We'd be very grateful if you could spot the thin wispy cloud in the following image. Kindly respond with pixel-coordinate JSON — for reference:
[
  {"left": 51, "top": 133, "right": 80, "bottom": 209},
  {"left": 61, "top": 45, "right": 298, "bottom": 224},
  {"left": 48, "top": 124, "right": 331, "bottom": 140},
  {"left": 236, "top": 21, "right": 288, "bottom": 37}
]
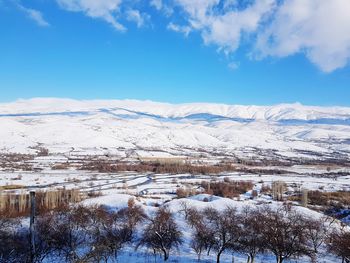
[
  {"left": 56, "top": 0, "right": 126, "bottom": 31},
  {"left": 150, "top": 0, "right": 162, "bottom": 11},
  {"left": 167, "top": 22, "right": 191, "bottom": 37},
  {"left": 17, "top": 4, "right": 50, "bottom": 27},
  {"left": 228, "top": 61, "right": 239, "bottom": 71},
  {"left": 126, "top": 9, "right": 150, "bottom": 28}
]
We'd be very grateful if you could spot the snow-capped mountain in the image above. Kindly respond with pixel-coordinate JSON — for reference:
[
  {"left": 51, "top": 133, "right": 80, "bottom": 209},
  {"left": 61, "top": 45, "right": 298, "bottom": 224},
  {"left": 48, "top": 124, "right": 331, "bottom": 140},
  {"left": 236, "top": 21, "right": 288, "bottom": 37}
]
[{"left": 0, "top": 98, "right": 349, "bottom": 160}]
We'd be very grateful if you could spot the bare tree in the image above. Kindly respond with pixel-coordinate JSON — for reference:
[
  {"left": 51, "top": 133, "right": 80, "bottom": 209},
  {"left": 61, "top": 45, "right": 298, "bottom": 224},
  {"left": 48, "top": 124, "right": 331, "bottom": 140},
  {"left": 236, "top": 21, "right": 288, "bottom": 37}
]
[
  {"left": 187, "top": 206, "right": 241, "bottom": 263},
  {"left": 272, "top": 181, "right": 286, "bottom": 201},
  {"left": 36, "top": 205, "right": 89, "bottom": 263},
  {"left": 303, "top": 216, "right": 334, "bottom": 263},
  {"left": 90, "top": 198, "right": 146, "bottom": 261},
  {"left": 202, "top": 207, "right": 240, "bottom": 263},
  {"left": 186, "top": 207, "right": 215, "bottom": 261},
  {"left": 190, "top": 229, "right": 210, "bottom": 261},
  {"left": 179, "top": 200, "right": 192, "bottom": 220},
  {"left": 0, "top": 213, "right": 28, "bottom": 263},
  {"left": 301, "top": 189, "right": 308, "bottom": 207},
  {"left": 35, "top": 212, "right": 64, "bottom": 262},
  {"left": 260, "top": 207, "right": 308, "bottom": 263},
  {"left": 328, "top": 228, "right": 350, "bottom": 263},
  {"left": 118, "top": 198, "right": 146, "bottom": 231},
  {"left": 137, "top": 207, "right": 182, "bottom": 261},
  {"left": 237, "top": 207, "right": 265, "bottom": 263}
]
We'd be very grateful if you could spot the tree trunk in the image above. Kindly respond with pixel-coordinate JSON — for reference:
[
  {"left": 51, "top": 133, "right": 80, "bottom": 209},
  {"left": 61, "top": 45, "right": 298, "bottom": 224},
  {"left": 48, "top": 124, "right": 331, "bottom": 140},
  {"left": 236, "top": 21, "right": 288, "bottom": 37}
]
[
  {"left": 276, "top": 255, "right": 283, "bottom": 263},
  {"left": 246, "top": 255, "right": 251, "bottom": 263},
  {"left": 216, "top": 249, "right": 224, "bottom": 263},
  {"left": 250, "top": 254, "right": 255, "bottom": 263},
  {"left": 207, "top": 246, "right": 212, "bottom": 256},
  {"left": 29, "top": 191, "right": 36, "bottom": 263},
  {"left": 162, "top": 249, "right": 169, "bottom": 261},
  {"left": 310, "top": 253, "right": 317, "bottom": 263},
  {"left": 153, "top": 249, "right": 157, "bottom": 263}
]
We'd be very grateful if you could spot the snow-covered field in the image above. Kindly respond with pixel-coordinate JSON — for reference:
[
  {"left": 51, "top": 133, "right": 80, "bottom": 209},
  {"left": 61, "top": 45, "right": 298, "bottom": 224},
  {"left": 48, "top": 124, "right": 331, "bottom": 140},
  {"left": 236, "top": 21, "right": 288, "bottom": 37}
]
[
  {"left": 1, "top": 98, "right": 350, "bottom": 262},
  {"left": 82, "top": 193, "right": 341, "bottom": 263},
  {"left": 1, "top": 165, "right": 350, "bottom": 196},
  {"left": 1, "top": 157, "right": 349, "bottom": 262}
]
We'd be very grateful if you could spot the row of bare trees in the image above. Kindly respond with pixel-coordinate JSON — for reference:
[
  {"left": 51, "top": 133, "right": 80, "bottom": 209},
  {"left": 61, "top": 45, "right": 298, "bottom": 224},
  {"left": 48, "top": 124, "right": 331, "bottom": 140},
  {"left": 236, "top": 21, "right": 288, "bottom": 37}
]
[
  {"left": 0, "top": 189, "right": 82, "bottom": 217},
  {"left": 79, "top": 160, "right": 236, "bottom": 174},
  {"left": 0, "top": 199, "right": 145, "bottom": 263},
  {"left": 0, "top": 199, "right": 183, "bottom": 263},
  {"left": 183, "top": 204, "right": 350, "bottom": 263},
  {"left": 1, "top": 202, "right": 350, "bottom": 263}
]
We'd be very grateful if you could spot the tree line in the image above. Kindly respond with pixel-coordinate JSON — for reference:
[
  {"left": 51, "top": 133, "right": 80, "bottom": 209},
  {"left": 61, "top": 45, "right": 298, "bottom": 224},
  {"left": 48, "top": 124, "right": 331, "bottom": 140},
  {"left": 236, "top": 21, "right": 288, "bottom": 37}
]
[
  {"left": 1, "top": 200, "right": 350, "bottom": 263},
  {"left": 182, "top": 204, "right": 343, "bottom": 263}
]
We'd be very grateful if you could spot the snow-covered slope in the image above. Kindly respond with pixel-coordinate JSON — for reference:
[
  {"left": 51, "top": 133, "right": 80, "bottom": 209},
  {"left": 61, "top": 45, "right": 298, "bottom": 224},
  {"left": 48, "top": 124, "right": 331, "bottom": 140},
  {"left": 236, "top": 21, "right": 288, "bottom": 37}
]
[
  {"left": 1, "top": 98, "right": 350, "bottom": 121},
  {"left": 0, "top": 98, "right": 349, "bottom": 160}
]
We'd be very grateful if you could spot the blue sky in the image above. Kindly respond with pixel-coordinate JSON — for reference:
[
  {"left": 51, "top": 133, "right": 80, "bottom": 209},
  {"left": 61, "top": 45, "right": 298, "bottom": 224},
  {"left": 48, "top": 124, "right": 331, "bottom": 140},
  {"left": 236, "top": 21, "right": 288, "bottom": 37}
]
[{"left": 1, "top": 0, "right": 350, "bottom": 106}]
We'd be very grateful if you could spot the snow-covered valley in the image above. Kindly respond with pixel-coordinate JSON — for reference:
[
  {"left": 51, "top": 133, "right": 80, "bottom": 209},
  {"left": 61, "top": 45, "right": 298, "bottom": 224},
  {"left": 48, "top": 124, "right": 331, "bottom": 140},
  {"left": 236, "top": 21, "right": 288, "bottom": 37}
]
[{"left": 1, "top": 98, "right": 350, "bottom": 263}]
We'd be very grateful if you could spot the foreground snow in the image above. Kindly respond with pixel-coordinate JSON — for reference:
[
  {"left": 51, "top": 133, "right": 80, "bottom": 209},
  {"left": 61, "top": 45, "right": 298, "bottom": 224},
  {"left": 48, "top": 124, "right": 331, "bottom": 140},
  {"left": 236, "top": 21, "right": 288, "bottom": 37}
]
[{"left": 80, "top": 193, "right": 340, "bottom": 263}]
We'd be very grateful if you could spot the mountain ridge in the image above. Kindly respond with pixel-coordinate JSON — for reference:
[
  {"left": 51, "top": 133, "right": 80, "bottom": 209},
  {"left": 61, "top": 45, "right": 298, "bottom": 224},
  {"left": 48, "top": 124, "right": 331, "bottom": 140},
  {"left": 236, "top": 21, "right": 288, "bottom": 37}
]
[
  {"left": 0, "top": 98, "right": 349, "bottom": 159},
  {"left": 1, "top": 98, "right": 350, "bottom": 122}
]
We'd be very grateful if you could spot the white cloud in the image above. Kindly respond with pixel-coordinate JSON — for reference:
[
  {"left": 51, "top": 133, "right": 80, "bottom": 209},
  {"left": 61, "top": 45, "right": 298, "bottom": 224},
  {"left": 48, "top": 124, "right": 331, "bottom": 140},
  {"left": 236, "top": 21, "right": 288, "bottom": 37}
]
[
  {"left": 223, "top": 0, "right": 237, "bottom": 10},
  {"left": 22, "top": 0, "right": 350, "bottom": 73},
  {"left": 167, "top": 22, "right": 191, "bottom": 37},
  {"left": 228, "top": 61, "right": 239, "bottom": 70},
  {"left": 18, "top": 4, "right": 50, "bottom": 27},
  {"left": 173, "top": 0, "right": 275, "bottom": 54},
  {"left": 171, "top": 0, "right": 350, "bottom": 72},
  {"left": 150, "top": 0, "right": 162, "bottom": 11},
  {"left": 56, "top": 0, "right": 126, "bottom": 31},
  {"left": 254, "top": 0, "right": 350, "bottom": 72},
  {"left": 150, "top": 0, "right": 173, "bottom": 17},
  {"left": 126, "top": 9, "right": 150, "bottom": 28}
]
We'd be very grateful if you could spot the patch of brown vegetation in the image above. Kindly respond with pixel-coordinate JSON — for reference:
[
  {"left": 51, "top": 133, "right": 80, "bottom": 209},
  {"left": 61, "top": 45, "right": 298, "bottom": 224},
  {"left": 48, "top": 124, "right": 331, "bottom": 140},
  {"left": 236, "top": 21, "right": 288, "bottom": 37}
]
[
  {"left": 51, "top": 162, "right": 71, "bottom": 170},
  {"left": 0, "top": 184, "right": 26, "bottom": 190},
  {"left": 79, "top": 161, "right": 237, "bottom": 174},
  {"left": 289, "top": 190, "right": 350, "bottom": 208},
  {"left": 201, "top": 179, "right": 254, "bottom": 198},
  {"left": 0, "top": 189, "right": 84, "bottom": 218}
]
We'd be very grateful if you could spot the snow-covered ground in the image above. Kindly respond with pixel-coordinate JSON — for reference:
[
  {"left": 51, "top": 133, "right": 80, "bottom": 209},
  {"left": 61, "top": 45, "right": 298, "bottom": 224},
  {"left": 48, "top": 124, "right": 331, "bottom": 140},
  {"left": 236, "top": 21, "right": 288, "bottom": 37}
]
[
  {"left": 1, "top": 98, "right": 350, "bottom": 262},
  {"left": 0, "top": 98, "right": 349, "bottom": 161},
  {"left": 81, "top": 193, "right": 341, "bottom": 263},
  {"left": 1, "top": 167, "right": 350, "bottom": 195},
  {"left": 4, "top": 165, "right": 348, "bottom": 262}
]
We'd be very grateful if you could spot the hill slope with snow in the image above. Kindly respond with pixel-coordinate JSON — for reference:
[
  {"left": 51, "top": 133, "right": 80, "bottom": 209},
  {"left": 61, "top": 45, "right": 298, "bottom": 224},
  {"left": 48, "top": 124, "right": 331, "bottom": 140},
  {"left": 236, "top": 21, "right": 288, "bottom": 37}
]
[{"left": 0, "top": 98, "right": 349, "bottom": 161}]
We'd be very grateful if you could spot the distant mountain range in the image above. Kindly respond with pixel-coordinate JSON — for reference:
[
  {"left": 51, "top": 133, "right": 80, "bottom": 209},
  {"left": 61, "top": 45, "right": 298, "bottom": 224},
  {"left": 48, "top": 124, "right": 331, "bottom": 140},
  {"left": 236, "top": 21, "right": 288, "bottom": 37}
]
[{"left": 0, "top": 98, "right": 349, "bottom": 161}]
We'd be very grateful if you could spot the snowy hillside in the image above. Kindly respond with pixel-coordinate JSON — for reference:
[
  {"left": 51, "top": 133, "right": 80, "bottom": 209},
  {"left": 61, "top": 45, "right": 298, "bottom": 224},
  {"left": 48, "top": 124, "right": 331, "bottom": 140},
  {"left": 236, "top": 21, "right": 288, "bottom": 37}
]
[
  {"left": 1, "top": 99, "right": 350, "bottom": 263},
  {"left": 0, "top": 98, "right": 349, "bottom": 160}
]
